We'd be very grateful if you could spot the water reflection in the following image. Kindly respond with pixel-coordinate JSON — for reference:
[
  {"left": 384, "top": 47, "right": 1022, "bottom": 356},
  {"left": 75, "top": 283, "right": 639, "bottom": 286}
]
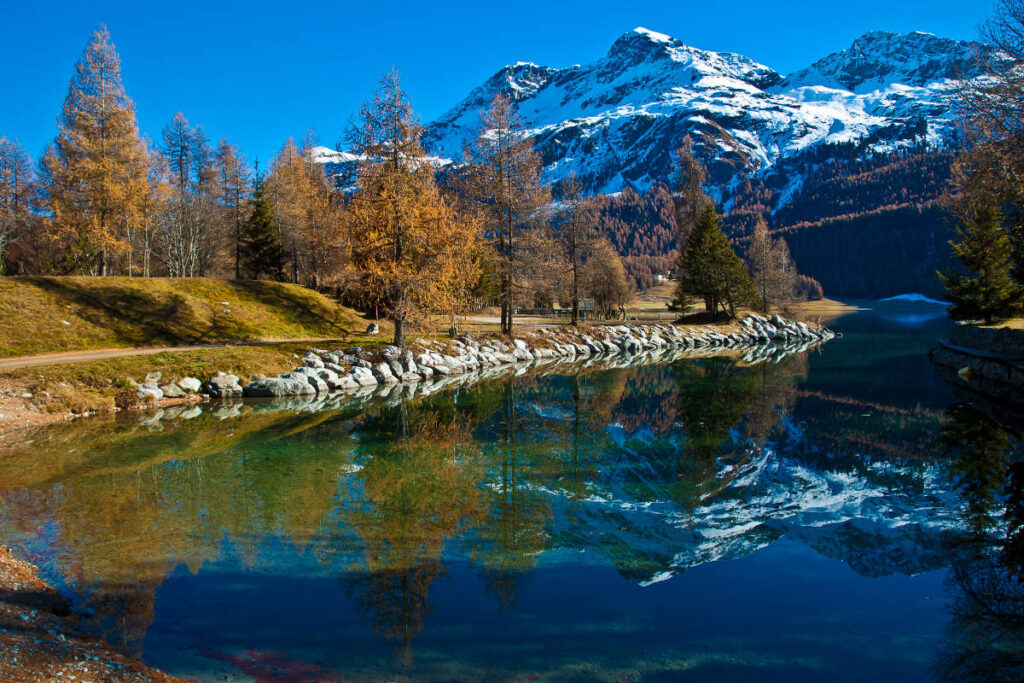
[
  {"left": 935, "top": 401, "right": 1024, "bottom": 682},
  {"left": 0, "top": 322, "right": 1006, "bottom": 680}
]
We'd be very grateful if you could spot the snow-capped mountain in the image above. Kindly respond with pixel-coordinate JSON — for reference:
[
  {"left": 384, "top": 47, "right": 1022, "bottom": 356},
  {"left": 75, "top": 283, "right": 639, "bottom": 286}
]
[{"left": 417, "top": 27, "right": 993, "bottom": 196}]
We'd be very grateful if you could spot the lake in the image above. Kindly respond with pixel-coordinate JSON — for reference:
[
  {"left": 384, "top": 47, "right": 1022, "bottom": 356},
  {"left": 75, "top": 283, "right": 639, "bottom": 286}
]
[{"left": 1, "top": 308, "right": 1020, "bottom": 682}]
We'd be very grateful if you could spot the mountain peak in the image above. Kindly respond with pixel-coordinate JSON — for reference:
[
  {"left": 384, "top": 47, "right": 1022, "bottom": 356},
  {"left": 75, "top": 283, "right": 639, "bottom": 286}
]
[
  {"left": 630, "top": 26, "right": 673, "bottom": 43},
  {"left": 779, "top": 30, "right": 990, "bottom": 92}
]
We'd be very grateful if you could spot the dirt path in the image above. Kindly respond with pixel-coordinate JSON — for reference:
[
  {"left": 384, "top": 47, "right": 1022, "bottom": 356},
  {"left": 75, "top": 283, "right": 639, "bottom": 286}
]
[{"left": 0, "top": 337, "right": 350, "bottom": 371}]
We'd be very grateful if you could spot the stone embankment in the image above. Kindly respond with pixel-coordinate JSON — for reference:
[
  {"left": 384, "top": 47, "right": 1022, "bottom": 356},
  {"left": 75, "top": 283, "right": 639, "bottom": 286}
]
[
  {"left": 132, "top": 315, "right": 834, "bottom": 410},
  {"left": 931, "top": 323, "right": 1024, "bottom": 405}
]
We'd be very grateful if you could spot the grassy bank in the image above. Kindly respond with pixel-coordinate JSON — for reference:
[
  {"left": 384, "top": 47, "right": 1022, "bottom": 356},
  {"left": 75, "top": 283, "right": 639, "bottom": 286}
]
[
  {"left": 0, "top": 340, "right": 388, "bottom": 430},
  {"left": 0, "top": 276, "right": 372, "bottom": 357}
]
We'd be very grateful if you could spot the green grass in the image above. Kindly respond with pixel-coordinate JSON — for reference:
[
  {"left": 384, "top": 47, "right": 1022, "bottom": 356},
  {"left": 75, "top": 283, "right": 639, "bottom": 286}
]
[{"left": 0, "top": 276, "right": 374, "bottom": 357}]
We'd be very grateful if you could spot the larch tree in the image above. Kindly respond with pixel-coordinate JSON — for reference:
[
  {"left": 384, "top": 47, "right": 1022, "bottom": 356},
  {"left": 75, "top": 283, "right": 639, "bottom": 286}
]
[
  {"left": 939, "top": 203, "right": 1024, "bottom": 324},
  {"left": 672, "top": 137, "right": 714, "bottom": 247},
  {"left": 670, "top": 139, "right": 715, "bottom": 312},
  {"left": 0, "top": 137, "right": 35, "bottom": 274},
  {"left": 268, "top": 137, "right": 347, "bottom": 289},
  {"left": 462, "top": 94, "right": 550, "bottom": 336},
  {"left": 554, "top": 174, "right": 602, "bottom": 325},
  {"left": 583, "top": 239, "right": 633, "bottom": 319},
  {"left": 347, "top": 70, "right": 480, "bottom": 348},
  {"left": 214, "top": 139, "right": 252, "bottom": 280},
  {"left": 41, "top": 25, "right": 150, "bottom": 275},
  {"left": 155, "top": 112, "right": 220, "bottom": 277},
  {"left": 748, "top": 219, "right": 797, "bottom": 313}
]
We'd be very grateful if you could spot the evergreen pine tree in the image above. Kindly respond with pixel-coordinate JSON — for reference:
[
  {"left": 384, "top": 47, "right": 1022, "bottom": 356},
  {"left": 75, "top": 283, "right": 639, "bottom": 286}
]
[
  {"left": 939, "top": 204, "right": 1024, "bottom": 325},
  {"left": 676, "top": 204, "right": 755, "bottom": 318},
  {"left": 240, "top": 173, "right": 283, "bottom": 280}
]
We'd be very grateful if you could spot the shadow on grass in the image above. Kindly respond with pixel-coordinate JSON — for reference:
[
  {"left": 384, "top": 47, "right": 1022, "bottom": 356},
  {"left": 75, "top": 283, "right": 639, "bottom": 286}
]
[{"left": 23, "top": 277, "right": 356, "bottom": 348}]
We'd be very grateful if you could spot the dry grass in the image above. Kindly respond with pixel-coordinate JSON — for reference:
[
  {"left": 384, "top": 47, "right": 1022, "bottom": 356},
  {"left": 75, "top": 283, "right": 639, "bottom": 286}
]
[
  {"left": 0, "top": 276, "right": 375, "bottom": 357},
  {"left": 0, "top": 338, "right": 383, "bottom": 421}
]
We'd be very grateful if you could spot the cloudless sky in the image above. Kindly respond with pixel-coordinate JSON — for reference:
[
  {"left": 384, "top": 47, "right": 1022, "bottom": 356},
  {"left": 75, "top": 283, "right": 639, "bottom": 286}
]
[{"left": 0, "top": 0, "right": 996, "bottom": 166}]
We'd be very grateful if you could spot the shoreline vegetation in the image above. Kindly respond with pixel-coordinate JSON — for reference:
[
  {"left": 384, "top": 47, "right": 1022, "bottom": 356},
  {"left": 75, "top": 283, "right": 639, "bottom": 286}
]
[
  {"left": 0, "top": 304, "right": 834, "bottom": 437},
  {"left": 0, "top": 275, "right": 849, "bottom": 437}
]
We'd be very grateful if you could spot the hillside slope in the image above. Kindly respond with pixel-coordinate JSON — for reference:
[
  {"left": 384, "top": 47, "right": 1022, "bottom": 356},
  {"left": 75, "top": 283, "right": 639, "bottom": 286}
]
[{"left": 0, "top": 277, "right": 369, "bottom": 358}]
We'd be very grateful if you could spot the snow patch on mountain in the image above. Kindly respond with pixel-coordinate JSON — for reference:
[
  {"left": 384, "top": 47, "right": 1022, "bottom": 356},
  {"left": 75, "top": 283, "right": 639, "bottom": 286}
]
[{"left": 413, "top": 27, "right": 996, "bottom": 198}]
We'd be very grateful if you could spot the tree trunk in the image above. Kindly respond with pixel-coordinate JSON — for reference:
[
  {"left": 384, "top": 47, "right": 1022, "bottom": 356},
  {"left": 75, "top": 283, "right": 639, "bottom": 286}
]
[
  {"left": 571, "top": 256, "right": 579, "bottom": 326},
  {"left": 394, "top": 315, "right": 405, "bottom": 349}
]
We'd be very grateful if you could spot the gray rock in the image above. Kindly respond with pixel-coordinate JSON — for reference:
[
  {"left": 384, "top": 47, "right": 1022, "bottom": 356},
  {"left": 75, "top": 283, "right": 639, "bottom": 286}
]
[
  {"left": 316, "top": 368, "right": 346, "bottom": 391},
  {"left": 304, "top": 374, "right": 330, "bottom": 395},
  {"left": 244, "top": 377, "right": 315, "bottom": 397},
  {"left": 144, "top": 371, "right": 162, "bottom": 384},
  {"left": 137, "top": 383, "right": 163, "bottom": 401},
  {"left": 302, "top": 355, "right": 325, "bottom": 369},
  {"left": 349, "top": 366, "right": 378, "bottom": 387},
  {"left": 202, "top": 373, "right": 243, "bottom": 398},
  {"left": 177, "top": 377, "right": 202, "bottom": 393},
  {"left": 160, "top": 383, "right": 185, "bottom": 398},
  {"left": 337, "top": 375, "right": 361, "bottom": 391},
  {"left": 372, "top": 362, "right": 399, "bottom": 384}
]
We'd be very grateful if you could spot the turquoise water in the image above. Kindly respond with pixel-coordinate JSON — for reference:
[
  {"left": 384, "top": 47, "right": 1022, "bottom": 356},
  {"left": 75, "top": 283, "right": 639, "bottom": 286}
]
[{"left": 0, "top": 310, "right": 1020, "bottom": 681}]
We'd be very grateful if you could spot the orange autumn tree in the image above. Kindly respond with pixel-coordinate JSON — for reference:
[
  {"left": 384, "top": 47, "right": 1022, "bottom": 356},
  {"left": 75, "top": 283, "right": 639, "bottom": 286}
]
[
  {"left": 348, "top": 70, "right": 479, "bottom": 347},
  {"left": 40, "top": 25, "right": 150, "bottom": 275},
  {"left": 268, "top": 137, "right": 349, "bottom": 289}
]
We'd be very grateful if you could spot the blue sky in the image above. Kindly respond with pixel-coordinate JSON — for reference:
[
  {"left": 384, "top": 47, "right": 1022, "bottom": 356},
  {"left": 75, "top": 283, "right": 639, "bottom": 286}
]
[{"left": 0, "top": 0, "right": 995, "bottom": 166}]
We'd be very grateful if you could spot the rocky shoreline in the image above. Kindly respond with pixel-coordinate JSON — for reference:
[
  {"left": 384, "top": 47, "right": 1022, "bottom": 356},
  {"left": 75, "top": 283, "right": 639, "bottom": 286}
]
[
  {"left": 130, "top": 314, "right": 834, "bottom": 416},
  {"left": 0, "top": 546, "right": 184, "bottom": 682}
]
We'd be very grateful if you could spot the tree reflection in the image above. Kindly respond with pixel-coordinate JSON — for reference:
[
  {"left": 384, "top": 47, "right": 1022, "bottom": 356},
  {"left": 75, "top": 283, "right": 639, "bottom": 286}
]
[
  {"left": 471, "top": 380, "right": 553, "bottom": 609},
  {"left": 0, "top": 351, "right": 823, "bottom": 662},
  {"left": 934, "top": 402, "right": 1024, "bottom": 682},
  {"left": 335, "top": 400, "right": 486, "bottom": 661},
  {"left": 672, "top": 357, "right": 756, "bottom": 508},
  {"left": 0, "top": 408, "right": 355, "bottom": 654}
]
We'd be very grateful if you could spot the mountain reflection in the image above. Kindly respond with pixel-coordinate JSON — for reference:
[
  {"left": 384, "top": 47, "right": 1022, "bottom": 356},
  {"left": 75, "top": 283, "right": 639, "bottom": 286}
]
[{"left": 0, "top": 348, "right": 968, "bottom": 666}]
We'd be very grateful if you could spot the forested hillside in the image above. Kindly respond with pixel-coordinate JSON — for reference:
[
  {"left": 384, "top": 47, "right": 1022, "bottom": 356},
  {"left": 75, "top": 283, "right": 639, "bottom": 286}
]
[
  {"left": 726, "top": 150, "right": 956, "bottom": 298},
  {"left": 590, "top": 184, "right": 676, "bottom": 290}
]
